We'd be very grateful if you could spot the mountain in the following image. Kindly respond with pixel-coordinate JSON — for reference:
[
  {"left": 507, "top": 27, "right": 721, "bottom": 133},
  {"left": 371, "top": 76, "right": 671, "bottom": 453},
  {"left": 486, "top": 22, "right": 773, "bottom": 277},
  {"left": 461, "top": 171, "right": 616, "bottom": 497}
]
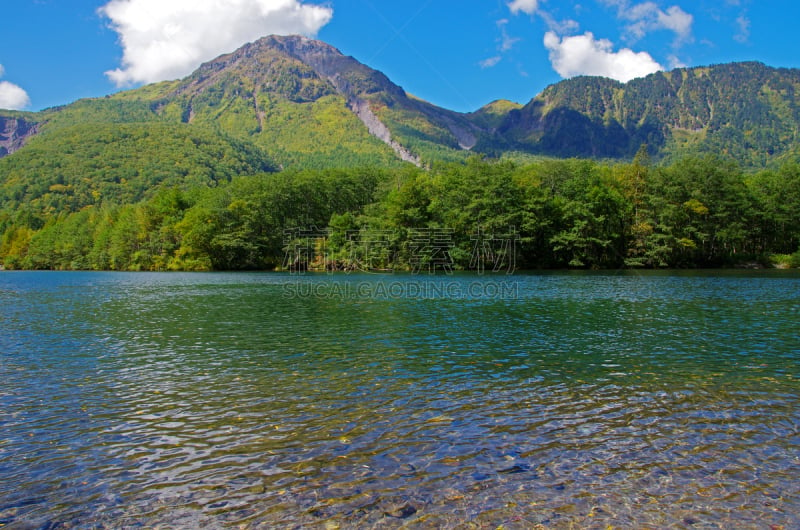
[
  {"left": 0, "top": 36, "right": 468, "bottom": 215},
  {"left": 1, "top": 35, "right": 483, "bottom": 178},
  {"left": 2, "top": 36, "right": 800, "bottom": 201},
  {"left": 107, "top": 35, "right": 482, "bottom": 168},
  {"left": 494, "top": 62, "right": 800, "bottom": 166}
]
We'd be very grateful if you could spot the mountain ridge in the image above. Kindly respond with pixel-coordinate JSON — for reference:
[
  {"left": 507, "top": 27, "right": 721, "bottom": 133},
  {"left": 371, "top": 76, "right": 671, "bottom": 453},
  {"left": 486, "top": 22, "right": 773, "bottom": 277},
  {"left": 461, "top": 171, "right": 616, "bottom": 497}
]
[
  {"left": 1, "top": 35, "right": 799, "bottom": 171},
  {"left": 496, "top": 60, "right": 800, "bottom": 164}
]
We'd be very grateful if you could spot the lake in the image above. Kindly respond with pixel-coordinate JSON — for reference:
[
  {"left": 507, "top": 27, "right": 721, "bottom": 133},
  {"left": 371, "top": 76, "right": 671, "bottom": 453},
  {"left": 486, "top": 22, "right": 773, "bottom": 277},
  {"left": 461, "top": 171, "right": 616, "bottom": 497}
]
[{"left": 1, "top": 271, "right": 799, "bottom": 528}]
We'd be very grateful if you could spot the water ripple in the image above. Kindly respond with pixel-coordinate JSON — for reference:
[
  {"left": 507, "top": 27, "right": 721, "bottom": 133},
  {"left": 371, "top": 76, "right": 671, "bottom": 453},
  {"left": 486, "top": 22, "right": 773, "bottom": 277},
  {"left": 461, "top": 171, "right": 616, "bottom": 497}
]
[{"left": 1, "top": 271, "right": 799, "bottom": 528}]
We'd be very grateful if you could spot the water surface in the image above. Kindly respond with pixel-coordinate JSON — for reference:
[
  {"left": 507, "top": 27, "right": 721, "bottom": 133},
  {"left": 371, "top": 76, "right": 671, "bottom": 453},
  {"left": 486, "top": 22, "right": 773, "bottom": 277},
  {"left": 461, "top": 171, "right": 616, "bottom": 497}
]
[{"left": 1, "top": 271, "right": 799, "bottom": 528}]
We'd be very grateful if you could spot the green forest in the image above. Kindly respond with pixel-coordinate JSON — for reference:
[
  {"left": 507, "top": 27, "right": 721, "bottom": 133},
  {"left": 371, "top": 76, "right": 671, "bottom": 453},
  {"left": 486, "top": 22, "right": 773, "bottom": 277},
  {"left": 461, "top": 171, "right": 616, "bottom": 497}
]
[{"left": 2, "top": 153, "right": 799, "bottom": 271}]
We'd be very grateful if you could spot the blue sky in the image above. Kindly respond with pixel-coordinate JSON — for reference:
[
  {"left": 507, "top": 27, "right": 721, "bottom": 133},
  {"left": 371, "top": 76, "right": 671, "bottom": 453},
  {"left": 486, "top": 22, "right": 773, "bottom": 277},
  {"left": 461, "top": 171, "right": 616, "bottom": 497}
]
[{"left": 0, "top": 0, "right": 796, "bottom": 113}]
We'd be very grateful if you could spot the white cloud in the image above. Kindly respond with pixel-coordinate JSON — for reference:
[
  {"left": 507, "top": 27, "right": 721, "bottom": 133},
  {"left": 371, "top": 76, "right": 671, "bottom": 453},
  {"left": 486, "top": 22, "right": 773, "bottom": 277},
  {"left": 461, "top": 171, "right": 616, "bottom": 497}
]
[
  {"left": 734, "top": 15, "right": 750, "bottom": 43},
  {"left": 667, "top": 54, "right": 686, "bottom": 69},
  {"left": 0, "top": 82, "right": 31, "bottom": 110},
  {"left": 601, "top": 1, "right": 693, "bottom": 45},
  {"left": 543, "top": 31, "right": 663, "bottom": 82},
  {"left": 538, "top": 11, "right": 580, "bottom": 34},
  {"left": 508, "top": 0, "right": 577, "bottom": 34},
  {"left": 658, "top": 5, "right": 693, "bottom": 39},
  {"left": 508, "top": 0, "right": 539, "bottom": 16},
  {"left": 99, "top": 0, "right": 334, "bottom": 86},
  {"left": 0, "top": 65, "right": 31, "bottom": 110},
  {"left": 480, "top": 19, "right": 516, "bottom": 69},
  {"left": 480, "top": 56, "right": 502, "bottom": 69},
  {"left": 497, "top": 19, "right": 520, "bottom": 52}
]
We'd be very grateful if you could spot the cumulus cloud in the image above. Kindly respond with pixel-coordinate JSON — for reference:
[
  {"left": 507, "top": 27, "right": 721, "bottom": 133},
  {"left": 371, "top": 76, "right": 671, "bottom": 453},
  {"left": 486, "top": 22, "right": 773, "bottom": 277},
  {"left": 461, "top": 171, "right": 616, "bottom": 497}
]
[
  {"left": 543, "top": 31, "right": 663, "bottom": 82},
  {"left": 0, "top": 65, "right": 31, "bottom": 110},
  {"left": 508, "top": 0, "right": 539, "bottom": 16},
  {"left": 0, "top": 82, "right": 31, "bottom": 110},
  {"left": 99, "top": 0, "right": 334, "bottom": 86}
]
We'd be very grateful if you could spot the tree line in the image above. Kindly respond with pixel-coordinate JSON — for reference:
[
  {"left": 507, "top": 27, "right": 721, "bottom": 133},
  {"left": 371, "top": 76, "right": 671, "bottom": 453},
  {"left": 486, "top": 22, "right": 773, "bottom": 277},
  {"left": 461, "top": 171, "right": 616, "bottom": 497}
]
[{"left": 2, "top": 154, "right": 799, "bottom": 271}]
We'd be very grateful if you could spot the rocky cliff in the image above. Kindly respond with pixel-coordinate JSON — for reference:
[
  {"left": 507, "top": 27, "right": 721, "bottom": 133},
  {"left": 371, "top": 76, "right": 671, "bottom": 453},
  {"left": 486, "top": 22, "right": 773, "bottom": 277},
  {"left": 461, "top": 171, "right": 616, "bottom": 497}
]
[{"left": 0, "top": 116, "right": 39, "bottom": 157}]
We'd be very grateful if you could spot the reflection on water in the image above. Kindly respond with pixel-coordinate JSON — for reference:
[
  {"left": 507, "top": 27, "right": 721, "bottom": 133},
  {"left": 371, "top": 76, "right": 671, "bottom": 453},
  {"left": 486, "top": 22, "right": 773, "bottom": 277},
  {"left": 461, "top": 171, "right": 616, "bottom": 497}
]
[{"left": 1, "top": 271, "right": 799, "bottom": 528}]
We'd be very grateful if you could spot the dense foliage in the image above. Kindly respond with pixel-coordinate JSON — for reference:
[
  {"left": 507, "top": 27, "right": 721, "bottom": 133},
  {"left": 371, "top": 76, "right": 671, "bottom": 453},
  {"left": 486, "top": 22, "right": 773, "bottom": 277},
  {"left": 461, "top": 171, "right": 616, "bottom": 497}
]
[
  {"left": 0, "top": 122, "right": 276, "bottom": 216},
  {"left": 3, "top": 156, "right": 798, "bottom": 271},
  {"left": 0, "top": 169, "right": 383, "bottom": 271}
]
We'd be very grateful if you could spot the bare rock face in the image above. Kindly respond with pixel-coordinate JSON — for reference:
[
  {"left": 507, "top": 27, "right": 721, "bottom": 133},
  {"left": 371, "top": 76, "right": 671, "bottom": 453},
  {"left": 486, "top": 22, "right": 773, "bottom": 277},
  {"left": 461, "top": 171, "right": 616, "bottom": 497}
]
[
  {"left": 349, "top": 99, "right": 421, "bottom": 166},
  {"left": 0, "top": 116, "right": 39, "bottom": 158}
]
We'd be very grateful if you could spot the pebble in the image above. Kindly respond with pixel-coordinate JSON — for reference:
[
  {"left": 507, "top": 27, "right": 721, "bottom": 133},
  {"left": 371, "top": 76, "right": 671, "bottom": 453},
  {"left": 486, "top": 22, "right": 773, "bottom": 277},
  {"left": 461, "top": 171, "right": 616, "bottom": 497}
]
[{"left": 385, "top": 502, "right": 417, "bottom": 519}]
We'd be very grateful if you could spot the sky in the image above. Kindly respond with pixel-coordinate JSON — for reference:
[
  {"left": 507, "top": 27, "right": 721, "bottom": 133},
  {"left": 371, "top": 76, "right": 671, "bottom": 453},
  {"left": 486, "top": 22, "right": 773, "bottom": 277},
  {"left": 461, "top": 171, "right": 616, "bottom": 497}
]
[{"left": 0, "top": 0, "right": 797, "bottom": 113}]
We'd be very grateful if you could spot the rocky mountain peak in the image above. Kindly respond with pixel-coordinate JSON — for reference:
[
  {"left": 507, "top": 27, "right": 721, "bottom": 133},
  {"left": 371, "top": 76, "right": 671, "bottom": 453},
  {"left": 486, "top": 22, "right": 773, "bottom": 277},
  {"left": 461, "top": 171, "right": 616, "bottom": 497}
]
[
  {"left": 194, "top": 34, "right": 405, "bottom": 102},
  {"left": 206, "top": 35, "right": 420, "bottom": 164}
]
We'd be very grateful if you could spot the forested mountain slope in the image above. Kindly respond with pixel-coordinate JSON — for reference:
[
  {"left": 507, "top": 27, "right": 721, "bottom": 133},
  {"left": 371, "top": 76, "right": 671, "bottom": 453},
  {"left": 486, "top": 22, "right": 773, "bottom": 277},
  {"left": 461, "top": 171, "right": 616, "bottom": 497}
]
[
  {"left": 2, "top": 38, "right": 799, "bottom": 178},
  {"left": 494, "top": 62, "right": 800, "bottom": 166}
]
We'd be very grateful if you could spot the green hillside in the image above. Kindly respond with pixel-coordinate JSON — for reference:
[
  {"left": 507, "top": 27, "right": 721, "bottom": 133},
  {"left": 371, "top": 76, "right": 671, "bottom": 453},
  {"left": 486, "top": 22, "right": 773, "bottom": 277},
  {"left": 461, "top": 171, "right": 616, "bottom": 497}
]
[
  {"left": 0, "top": 121, "right": 274, "bottom": 215},
  {"left": 495, "top": 62, "right": 800, "bottom": 167}
]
